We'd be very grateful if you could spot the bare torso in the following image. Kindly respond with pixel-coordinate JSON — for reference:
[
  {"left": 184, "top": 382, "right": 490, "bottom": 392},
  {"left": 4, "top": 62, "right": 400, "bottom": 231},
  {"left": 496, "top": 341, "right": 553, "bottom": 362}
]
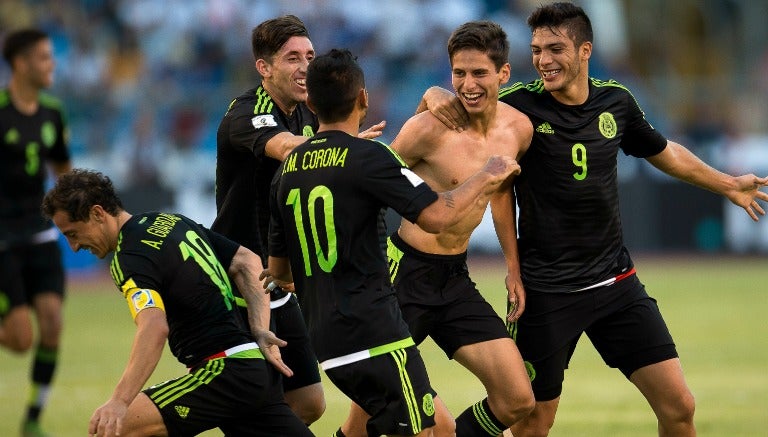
[{"left": 393, "top": 102, "right": 530, "bottom": 254}]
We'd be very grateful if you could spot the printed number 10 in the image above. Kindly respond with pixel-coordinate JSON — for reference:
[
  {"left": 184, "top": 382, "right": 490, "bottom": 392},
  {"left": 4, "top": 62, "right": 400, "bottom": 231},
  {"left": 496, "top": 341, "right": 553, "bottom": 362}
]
[
  {"left": 286, "top": 187, "right": 338, "bottom": 277},
  {"left": 572, "top": 143, "right": 587, "bottom": 180}
]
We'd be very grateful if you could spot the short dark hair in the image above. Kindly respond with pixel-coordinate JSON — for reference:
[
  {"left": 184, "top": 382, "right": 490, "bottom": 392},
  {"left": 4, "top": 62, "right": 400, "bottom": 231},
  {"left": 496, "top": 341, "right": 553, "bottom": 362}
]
[
  {"left": 3, "top": 28, "right": 49, "bottom": 66},
  {"left": 251, "top": 15, "right": 310, "bottom": 62},
  {"left": 306, "top": 49, "right": 365, "bottom": 124},
  {"left": 527, "top": 2, "right": 593, "bottom": 47},
  {"left": 42, "top": 169, "right": 124, "bottom": 222},
  {"left": 447, "top": 21, "right": 509, "bottom": 71}
]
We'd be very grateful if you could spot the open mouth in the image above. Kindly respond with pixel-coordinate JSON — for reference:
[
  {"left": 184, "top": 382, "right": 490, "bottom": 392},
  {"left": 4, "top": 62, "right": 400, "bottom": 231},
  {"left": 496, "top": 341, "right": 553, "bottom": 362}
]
[
  {"left": 462, "top": 92, "right": 482, "bottom": 104},
  {"left": 541, "top": 69, "right": 561, "bottom": 79}
]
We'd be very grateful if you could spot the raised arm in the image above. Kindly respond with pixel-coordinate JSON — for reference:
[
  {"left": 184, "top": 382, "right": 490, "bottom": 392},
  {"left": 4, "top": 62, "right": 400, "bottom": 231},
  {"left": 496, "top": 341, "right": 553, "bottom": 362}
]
[{"left": 646, "top": 140, "right": 768, "bottom": 221}]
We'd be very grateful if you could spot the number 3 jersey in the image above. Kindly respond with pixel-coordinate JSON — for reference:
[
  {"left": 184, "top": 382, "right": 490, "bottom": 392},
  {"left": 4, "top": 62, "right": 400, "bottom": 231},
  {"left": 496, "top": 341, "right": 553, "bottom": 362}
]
[
  {"left": 0, "top": 89, "right": 70, "bottom": 244},
  {"left": 109, "top": 212, "right": 253, "bottom": 367},
  {"left": 268, "top": 131, "right": 438, "bottom": 362},
  {"left": 499, "top": 78, "right": 667, "bottom": 293}
]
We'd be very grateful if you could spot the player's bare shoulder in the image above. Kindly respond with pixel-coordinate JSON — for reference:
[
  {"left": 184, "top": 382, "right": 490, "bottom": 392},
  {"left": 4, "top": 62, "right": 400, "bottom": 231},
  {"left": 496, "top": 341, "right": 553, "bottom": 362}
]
[
  {"left": 496, "top": 101, "right": 533, "bottom": 158},
  {"left": 392, "top": 109, "right": 457, "bottom": 161}
]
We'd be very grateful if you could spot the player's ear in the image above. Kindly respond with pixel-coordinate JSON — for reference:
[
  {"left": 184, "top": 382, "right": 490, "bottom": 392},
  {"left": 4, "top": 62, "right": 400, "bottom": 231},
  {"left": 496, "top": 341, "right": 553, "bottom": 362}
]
[
  {"left": 255, "top": 58, "right": 271, "bottom": 77},
  {"left": 499, "top": 63, "right": 511, "bottom": 85},
  {"left": 359, "top": 88, "right": 369, "bottom": 110},
  {"left": 306, "top": 95, "right": 317, "bottom": 114},
  {"left": 90, "top": 205, "right": 105, "bottom": 224},
  {"left": 580, "top": 41, "right": 592, "bottom": 61}
]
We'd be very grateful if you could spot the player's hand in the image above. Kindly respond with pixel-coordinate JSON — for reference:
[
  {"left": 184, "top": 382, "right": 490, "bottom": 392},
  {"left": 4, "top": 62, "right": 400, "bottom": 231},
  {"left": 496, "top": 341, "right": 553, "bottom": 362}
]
[
  {"left": 482, "top": 156, "right": 521, "bottom": 193},
  {"left": 729, "top": 174, "right": 768, "bottom": 221},
  {"left": 505, "top": 273, "right": 526, "bottom": 322},
  {"left": 253, "top": 329, "right": 293, "bottom": 377},
  {"left": 259, "top": 271, "right": 293, "bottom": 293},
  {"left": 88, "top": 398, "right": 129, "bottom": 437},
  {"left": 359, "top": 120, "right": 386, "bottom": 139},
  {"left": 424, "top": 86, "right": 468, "bottom": 132}
]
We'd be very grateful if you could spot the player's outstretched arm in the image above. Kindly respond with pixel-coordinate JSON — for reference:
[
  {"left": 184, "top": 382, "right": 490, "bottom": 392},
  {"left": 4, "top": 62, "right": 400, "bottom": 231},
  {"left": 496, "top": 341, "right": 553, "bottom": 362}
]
[
  {"left": 417, "top": 155, "right": 521, "bottom": 234},
  {"left": 646, "top": 141, "right": 768, "bottom": 221}
]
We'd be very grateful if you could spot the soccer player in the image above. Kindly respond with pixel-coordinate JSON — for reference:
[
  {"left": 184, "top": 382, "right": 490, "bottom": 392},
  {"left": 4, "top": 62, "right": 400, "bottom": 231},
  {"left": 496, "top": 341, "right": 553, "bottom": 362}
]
[
  {"left": 212, "top": 15, "right": 384, "bottom": 424},
  {"left": 421, "top": 2, "right": 768, "bottom": 436},
  {"left": 42, "top": 169, "right": 313, "bottom": 437},
  {"left": 266, "top": 48, "right": 521, "bottom": 436},
  {"left": 344, "top": 20, "right": 534, "bottom": 437},
  {"left": 0, "top": 28, "right": 71, "bottom": 437}
]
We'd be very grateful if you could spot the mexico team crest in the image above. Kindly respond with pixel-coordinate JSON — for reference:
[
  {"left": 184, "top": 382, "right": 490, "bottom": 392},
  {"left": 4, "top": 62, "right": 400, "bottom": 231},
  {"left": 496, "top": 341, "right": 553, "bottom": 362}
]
[{"left": 598, "top": 112, "right": 617, "bottom": 139}]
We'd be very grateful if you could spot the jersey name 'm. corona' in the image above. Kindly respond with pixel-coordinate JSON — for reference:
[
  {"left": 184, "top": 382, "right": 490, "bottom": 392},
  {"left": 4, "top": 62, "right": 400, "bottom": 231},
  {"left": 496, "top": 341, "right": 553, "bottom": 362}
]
[
  {"left": 283, "top": 145, "right": 348, "bottom": 174},
  {"left": 141, "top": 213, "right": 181, "bottom": 250}
]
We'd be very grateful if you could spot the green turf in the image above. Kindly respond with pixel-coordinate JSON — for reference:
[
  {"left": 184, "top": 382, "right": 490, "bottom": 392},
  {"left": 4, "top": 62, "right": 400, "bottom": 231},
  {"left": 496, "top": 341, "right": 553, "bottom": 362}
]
[{"left": 1, "top": 256, "right": 766, "bottom": 436}]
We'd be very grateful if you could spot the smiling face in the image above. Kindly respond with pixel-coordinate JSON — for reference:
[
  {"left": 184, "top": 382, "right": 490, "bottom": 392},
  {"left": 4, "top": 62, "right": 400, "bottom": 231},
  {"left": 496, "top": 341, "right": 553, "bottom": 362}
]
[
  {"left": 52, "top": 207, "right": 115, "bottom": 259},
  {"left": 258, "top": 36, "right": 315, "bottom": 113},
  {"left": 451, "top": 48, "right": 510, "bottom": 116},
  {"left": 530, "top": 24, "right": 591, "bottom": 104}
]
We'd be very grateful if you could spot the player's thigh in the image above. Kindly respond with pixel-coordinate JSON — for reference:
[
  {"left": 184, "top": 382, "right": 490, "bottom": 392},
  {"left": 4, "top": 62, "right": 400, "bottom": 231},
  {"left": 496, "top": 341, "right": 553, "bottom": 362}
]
[
  {"left": 121, "top": 392, "right": 168, "bottom": 437},
  {"left": 454, "top": 337, "right": 532, "bottom": 400},
  {"left": 630, "top": 358, "right": 694, "bottom": 416}
]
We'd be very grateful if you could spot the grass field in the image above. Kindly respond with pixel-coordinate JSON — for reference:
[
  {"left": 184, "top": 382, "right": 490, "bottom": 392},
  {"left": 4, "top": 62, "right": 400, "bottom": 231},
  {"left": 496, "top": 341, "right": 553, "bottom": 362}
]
[{"left": 1, "top": 255, "right": 766, "bottom": 436}]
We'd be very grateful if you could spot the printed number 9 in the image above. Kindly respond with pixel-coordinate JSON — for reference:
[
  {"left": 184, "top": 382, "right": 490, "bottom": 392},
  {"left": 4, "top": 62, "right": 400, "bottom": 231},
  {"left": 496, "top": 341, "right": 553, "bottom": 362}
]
[{"left": 572, "top": 143, "right": 587, "bottom": 181}]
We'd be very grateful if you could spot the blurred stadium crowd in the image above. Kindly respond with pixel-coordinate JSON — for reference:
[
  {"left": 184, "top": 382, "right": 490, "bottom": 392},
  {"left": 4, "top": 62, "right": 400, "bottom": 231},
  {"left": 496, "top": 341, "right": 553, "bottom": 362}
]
[{"left": 2, "top": 0, "right": 768, "bottom": 257}]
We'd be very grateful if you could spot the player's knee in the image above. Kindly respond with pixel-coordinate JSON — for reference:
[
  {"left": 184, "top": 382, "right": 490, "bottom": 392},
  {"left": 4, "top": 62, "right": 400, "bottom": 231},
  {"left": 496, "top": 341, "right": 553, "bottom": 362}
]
[
  {"left": 490, "top": 389, "right": 536, "bottom": 426},
  {"left": 2, "top": 334, "right": 33, "bottom": 353},
  {"left": 660, "top": 390, "right": 696, "bottom": 426},
  {"left": 290, "top": 393, "right": 326, "bottom": 425},
  {"left": 509, "top": 403, "right": 556, "bottom": 437}
]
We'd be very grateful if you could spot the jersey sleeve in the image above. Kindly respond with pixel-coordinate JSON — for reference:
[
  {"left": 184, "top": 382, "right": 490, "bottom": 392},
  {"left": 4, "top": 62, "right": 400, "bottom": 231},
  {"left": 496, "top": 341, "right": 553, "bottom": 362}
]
[
  {"left": 619, "top": 90, "right": 667, "bottom": 158},
  {"left": 113, "top": 250, "right": 166, "bottom": 320},
  {"left": 226, "top": 97, "right": 287, "bottom": 158},
  {"left": 364, "top": 143, "right": 439, "bottom": 223},
  {"left": 202, "top": 228, "right": 241, "bottom": 269},
  {"left": 267, "top": 163, "right": 289, "bottom": 258}
]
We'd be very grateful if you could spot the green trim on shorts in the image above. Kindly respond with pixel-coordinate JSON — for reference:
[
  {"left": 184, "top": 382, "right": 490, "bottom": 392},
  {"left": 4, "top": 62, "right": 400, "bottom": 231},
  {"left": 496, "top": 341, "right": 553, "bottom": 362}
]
[
  {"left": 386, "top": 237, "right": 404, "bottom": 284},
  {"left": 369, "top": 338, "right": 415, "bottom": 358},
  {"left": 391, "top": 348, "right": 421, "bottom": 434},
  {"left": 150, "top": 359, "right": 225, "bottom": 408}
]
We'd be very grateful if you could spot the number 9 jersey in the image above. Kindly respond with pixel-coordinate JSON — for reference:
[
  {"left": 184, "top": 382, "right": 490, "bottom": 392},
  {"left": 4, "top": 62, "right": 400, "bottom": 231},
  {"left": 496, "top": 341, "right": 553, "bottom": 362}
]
[{"left": 499, "top": 78, "right": 667, "bottom": 293}]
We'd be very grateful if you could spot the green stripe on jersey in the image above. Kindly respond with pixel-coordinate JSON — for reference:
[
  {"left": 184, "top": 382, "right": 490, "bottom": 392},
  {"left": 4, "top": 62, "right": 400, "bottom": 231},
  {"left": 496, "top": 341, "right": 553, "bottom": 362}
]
[{"left": 254, "top": 86, "right": 274, "bottom": 114}]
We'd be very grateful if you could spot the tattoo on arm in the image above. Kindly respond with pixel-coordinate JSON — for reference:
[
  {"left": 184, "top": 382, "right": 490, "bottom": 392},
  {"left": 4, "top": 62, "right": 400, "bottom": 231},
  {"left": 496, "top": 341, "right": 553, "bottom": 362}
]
[{"left": 443, "top": 192, "right": 455, "bottom": 209}]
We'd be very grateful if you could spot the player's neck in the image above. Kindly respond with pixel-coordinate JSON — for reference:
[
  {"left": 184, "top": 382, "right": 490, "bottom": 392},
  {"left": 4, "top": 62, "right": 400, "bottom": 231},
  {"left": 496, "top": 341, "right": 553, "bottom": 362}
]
[
  {"left": 8, "top": 76, "right": 41, "bottom": 115},
  {"left": 318, "top": 119, "right": 359, "bottom": 137},
  {"left": 550, "top": 77, "right": 589, "bottom": 106},
  {"left": 262, "top": 82, "right": 298, "bottom": 116},
  {"left": 466, "top": 105, "right": 497, "bottom": 136}
]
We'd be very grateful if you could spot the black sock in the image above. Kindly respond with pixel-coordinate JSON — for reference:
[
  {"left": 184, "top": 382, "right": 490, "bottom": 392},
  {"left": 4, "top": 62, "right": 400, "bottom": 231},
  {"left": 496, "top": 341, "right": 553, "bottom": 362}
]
[
  {"left": 333, "top": 427, "right": 348, "bottom": 437},
  {"left": 26, "top": 345, "right": 58, "bottom": 422},
  {"left": 455, "top": 398, "right": 506, "bottom": 436}
]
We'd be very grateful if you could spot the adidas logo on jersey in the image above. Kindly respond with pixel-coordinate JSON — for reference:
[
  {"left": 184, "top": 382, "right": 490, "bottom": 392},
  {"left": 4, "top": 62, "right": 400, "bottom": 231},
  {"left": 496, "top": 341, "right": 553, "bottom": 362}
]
[
  {"left": 175, "top": 405, "right": 190, "bottom": 419},
  {"left": 536, "top": 122, "right": 555, "bottom": 134}
]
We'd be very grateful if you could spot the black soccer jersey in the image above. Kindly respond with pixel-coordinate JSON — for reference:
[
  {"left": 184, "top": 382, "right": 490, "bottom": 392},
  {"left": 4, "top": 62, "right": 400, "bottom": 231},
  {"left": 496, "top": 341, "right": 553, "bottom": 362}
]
[
  {"left": 499, "top": 78, "right": 667, "bottom": 292},
  {"left": 0, "top": 89, "right": 70, "bottom": 243},
  {"left": 110, "top": 212, "right": 253, "bottom": 367},
  {"left": 268, "top": 131, "right": 439, "bottom": 362},
  {"left": 212, "top": 84, "right": 318, "bottom": 263}
]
